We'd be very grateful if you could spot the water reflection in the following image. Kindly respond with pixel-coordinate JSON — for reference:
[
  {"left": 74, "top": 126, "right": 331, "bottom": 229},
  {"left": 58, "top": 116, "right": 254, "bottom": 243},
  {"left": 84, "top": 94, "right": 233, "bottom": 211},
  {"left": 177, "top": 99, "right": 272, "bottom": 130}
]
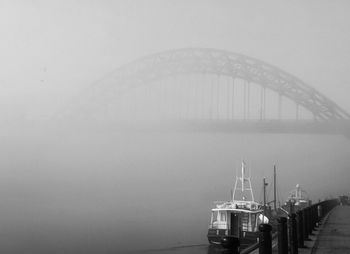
[
  {"left": 134, "top": 244, "right": 239, "bottom": 254},
  {"left": 207, "top": 245, "right": 238, "bottom": 254}
]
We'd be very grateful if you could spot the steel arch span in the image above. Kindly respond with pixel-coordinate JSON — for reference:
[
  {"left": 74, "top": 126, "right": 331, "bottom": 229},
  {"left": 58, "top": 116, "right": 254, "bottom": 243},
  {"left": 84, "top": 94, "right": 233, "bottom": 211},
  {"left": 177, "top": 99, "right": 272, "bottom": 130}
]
[{"left": 74, "top": 48, "right": 350, "bottom": 121}]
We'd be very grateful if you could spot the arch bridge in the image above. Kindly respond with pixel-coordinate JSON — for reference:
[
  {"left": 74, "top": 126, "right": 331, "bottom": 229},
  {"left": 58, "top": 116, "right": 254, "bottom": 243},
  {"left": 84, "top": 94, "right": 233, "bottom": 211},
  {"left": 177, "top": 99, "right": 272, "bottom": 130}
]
[{"left": 66, "top": 48, "right": 350, "bottom": 135}]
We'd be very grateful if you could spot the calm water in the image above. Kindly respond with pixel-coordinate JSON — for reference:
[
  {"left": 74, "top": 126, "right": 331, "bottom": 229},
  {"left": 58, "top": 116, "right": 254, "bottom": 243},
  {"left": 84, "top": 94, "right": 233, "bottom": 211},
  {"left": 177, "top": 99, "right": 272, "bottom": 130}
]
[
  {"left": 0, "top": 127, "right": 349, "bottom": 253},
  {"left": 128, "top": 244, "right": 238, "bottom": 254}
]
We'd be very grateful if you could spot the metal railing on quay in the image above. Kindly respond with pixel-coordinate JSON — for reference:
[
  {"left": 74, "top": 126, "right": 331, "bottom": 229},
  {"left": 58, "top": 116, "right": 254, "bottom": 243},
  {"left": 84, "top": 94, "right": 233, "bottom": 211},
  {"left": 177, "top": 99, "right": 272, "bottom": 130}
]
[{"left": 239, "top": 198, "right": 338, "bottom": 254}]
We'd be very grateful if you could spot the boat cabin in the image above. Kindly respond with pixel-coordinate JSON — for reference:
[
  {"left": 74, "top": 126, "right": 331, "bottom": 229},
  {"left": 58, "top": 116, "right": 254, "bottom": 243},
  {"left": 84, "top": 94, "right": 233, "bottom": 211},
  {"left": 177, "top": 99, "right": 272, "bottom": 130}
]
[
  {"left": 284, "top": 184, "right": 309, "bottom": 212},
  {"left": 208, "top": 201, "right": 267, "bottom": 243}
]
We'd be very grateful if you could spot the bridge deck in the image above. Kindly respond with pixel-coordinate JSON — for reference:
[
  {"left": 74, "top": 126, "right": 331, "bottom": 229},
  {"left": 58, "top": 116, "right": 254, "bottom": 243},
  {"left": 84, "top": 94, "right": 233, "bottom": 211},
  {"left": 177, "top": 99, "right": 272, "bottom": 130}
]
[{"left": 312, "top": 205, "right": 350, "bottom": 254}]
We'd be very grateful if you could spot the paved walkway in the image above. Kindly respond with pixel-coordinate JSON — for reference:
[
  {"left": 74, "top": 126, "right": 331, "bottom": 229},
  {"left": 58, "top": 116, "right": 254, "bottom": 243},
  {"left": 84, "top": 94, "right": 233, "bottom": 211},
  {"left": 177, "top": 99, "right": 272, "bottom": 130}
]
[{"left": 312, "top": 205, "right": 350, "bottom": 254}]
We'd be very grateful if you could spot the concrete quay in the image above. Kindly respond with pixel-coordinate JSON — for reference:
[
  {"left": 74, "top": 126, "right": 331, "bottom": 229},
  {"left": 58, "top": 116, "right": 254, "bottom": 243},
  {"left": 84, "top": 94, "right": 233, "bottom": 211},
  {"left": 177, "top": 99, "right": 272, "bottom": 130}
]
[
  {"left": 269, "top": 205, "right": 349, "bottom": 254},
  {"left": 311, "top": 205, "right": 350, "bottom": 254}
]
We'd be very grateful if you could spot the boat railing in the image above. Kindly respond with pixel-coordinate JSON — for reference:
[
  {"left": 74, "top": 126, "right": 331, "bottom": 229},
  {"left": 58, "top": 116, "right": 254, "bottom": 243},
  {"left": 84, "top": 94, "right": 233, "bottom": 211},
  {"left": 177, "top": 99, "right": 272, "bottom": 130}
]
[
  {"left": 213, "top": 201, "right": 261, "bottom": 211},
  {"left": 213, "top": 201, "right": 229, "bottom": 205}
]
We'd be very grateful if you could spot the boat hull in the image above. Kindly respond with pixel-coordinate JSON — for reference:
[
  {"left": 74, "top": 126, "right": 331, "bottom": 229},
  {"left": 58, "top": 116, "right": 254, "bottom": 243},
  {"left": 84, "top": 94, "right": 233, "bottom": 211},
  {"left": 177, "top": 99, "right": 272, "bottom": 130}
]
[
  {"left": 207, "top": 229, "right": 258, "bottom": 249},
  {"left": 208, "top": 236, "right": 239, "bottom": 249}
]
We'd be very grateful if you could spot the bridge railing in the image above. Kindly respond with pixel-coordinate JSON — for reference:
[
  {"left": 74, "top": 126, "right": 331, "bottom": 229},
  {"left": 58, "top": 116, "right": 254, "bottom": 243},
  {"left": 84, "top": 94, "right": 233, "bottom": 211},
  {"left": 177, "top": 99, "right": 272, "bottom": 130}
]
[{"left": 240, "top": 198, "right": 339, "bottom": 254}]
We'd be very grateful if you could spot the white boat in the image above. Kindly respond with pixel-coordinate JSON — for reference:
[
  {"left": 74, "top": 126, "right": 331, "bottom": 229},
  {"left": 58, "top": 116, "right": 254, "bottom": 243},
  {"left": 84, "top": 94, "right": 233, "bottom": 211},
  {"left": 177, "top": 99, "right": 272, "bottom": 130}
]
[
  {"left": 284, "top": 184, "right": 309, "bottom": 211},
  {"left": 207, "top": 161, "right": 269, "bottom": 249}
]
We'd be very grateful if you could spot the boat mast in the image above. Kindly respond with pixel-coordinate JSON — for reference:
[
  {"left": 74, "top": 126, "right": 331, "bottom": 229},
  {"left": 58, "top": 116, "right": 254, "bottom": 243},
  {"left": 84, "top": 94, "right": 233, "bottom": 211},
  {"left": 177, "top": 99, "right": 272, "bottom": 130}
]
[
  {"left": 274, "top": 165, "right": 277, "bottom": 210},
  {"left": 296, "top": 184, "right": 301, "bottom": 199},
  {"left": 232, "top": 166, "right": 238, "bottom": 201},
  {"left": 263, "top": 177, "right": 267, "bottom": 215},
  {"left": 232, "top": 161, "right": 255, "bottom": 201},
  {"left": 241, "top": 161, "right": 245, "bottom": 192},
  {"left": 247, "top": 165, "right": 255, "bottom": 202}
]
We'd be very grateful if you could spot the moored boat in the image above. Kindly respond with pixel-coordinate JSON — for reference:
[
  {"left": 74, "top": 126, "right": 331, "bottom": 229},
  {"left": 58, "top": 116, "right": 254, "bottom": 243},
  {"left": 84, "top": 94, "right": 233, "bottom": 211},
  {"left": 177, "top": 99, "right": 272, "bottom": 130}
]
[
  {"left": 207, "top": 161, "right": 269, "bottom": 249},
  {"left": 284, "top": 184, "right": 309, "bottom": 213}
]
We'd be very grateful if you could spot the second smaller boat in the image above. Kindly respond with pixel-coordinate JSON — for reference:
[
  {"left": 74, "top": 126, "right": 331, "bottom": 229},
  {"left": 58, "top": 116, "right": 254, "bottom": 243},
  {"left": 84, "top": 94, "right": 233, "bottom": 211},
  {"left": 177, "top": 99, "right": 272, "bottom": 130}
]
[{"left": 283, "top": 184, "right": 309, "bottom": 213}]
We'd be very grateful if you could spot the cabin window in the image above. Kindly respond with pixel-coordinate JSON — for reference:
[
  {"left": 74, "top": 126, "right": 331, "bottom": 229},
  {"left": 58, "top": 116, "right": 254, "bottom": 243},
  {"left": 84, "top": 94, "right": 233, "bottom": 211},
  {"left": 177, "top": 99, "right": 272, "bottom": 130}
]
[
  {"left": 211, "top": 211, "right": 219, "bottom": 223},
  {"left": 251, "top": 214, "right": 256, "bottom": 224},
  {"left": 251, "top": 214, "right": 257, "bottom": 231},
  {"left": 210, "top": 211, "right": 228, "bottom": 229},
  {"left": 220, "top": 211, "right": 227, "bottom": 221}
]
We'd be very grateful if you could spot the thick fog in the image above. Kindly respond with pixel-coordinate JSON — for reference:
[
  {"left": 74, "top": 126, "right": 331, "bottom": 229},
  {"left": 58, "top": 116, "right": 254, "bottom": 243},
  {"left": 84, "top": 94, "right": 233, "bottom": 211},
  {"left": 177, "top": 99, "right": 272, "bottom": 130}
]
[{"left": 1, "top": 1, "right": 350, "bottom": 253}]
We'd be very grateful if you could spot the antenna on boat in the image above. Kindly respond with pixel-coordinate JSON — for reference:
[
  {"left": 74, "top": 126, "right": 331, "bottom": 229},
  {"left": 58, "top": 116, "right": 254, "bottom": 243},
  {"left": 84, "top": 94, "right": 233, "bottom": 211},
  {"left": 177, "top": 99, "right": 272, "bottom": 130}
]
[
  {"left": 274, "top": 164, "right": 277, "bottom": 210},
  {"left": 233, "top": 161, "right": 255, "bottom": 202},
  {"left": 233, "top": 164, "right": 238, "bottom": 201},
  {"left": 241, "top": 161, "right": 245, "bottom": 192},
  {"left": 263, "top": 178, "right": 268, "bottom": 216}
]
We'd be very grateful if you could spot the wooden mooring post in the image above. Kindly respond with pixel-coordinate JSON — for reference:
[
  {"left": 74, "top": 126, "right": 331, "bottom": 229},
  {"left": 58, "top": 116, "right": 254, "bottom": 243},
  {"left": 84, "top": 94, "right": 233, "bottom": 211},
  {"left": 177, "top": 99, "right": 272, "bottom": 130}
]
[
  {"left": 277, "top": 217, "right": 288, "bottom": 254},
  {"left": 289, "top": 213, "right": 298, "bottom": 254},
  {"left": 259, "top": 224, "right": 272, "bottom": 254}
]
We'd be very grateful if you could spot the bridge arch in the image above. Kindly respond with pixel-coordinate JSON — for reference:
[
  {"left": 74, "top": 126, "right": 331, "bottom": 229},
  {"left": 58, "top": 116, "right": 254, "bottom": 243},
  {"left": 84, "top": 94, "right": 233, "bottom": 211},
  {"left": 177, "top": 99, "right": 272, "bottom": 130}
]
[{"left": 78, "top": 48, "right": 350, "bottom": 121}]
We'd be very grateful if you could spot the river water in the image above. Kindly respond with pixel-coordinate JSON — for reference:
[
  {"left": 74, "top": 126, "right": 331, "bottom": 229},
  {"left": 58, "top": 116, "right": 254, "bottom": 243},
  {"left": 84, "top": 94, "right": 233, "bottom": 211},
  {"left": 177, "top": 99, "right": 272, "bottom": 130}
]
[{"left": 0, "top": 127, "right": 349, "bottom": 253}]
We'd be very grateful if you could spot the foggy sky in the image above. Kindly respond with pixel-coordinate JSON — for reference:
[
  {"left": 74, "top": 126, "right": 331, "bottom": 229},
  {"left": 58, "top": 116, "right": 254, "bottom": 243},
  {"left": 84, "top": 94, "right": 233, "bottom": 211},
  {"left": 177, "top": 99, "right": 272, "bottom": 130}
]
[{"left": 1, "top": 0, "right": 350, "bottom": 120}]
